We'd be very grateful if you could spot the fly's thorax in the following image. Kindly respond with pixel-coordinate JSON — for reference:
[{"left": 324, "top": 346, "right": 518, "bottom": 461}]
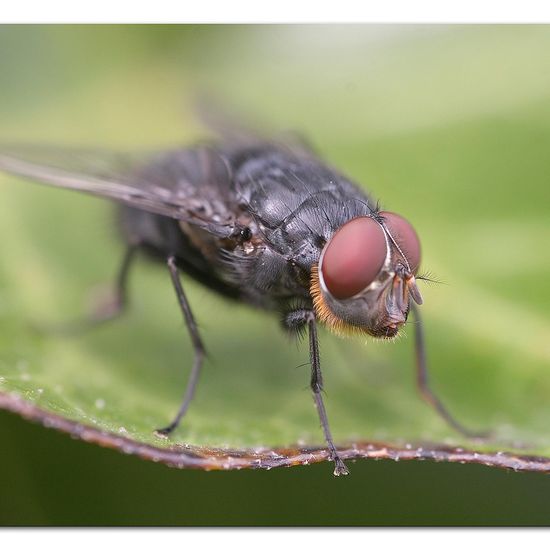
[{"left": 310, "top": 212, "right": 423, "bottom": 339}]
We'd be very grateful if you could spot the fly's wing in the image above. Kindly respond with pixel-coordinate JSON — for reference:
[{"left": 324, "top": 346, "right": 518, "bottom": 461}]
[
  {"left": 196, "top": 96, "right": 320, "bottom": 161},
  {"left": 0, "top": 144, "right": 236, "bottom": 238}
]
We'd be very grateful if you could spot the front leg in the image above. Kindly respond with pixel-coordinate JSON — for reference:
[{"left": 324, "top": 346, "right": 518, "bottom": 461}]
[
  {"left": 410, "top": 302, "right": 489, "bottom": 439},
  {"left": 285, "top": 309, "right": 349, "bottom": 476}
]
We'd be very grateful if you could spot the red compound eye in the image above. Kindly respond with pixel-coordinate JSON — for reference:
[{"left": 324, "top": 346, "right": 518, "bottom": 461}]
[
  {"left": 320, "top": 217, "right": 387, "bottom": 299},
  {"left": 379, "top": 211, "right": 421, "bottom": 273}
]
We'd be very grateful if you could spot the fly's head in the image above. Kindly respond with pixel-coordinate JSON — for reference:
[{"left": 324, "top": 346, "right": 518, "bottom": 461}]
[{"left": 310, "top": 212, "right": 423, "bottom": 339}]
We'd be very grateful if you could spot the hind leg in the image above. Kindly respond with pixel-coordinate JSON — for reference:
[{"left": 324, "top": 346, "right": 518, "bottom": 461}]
[{"left": 38, "top": 244, "right": 140, "bottom": 335}]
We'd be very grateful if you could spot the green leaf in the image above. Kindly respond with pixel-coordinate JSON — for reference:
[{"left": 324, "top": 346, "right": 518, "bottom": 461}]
[{"left": 1, "top": 26, "right": 550, "bottom": 473}]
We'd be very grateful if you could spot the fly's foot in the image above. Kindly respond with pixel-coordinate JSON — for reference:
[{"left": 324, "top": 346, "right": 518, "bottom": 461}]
[
  {"left": 89, "top": 287, "right": 124, "bottom": 323},
  {"left": 332, "top": 453, "right": 350, "bottom": 476},
  {"left": 154, "top": 424, "right": 178, "bottom": 438},
  {"left": 421, "top": 390, "right": 493, "bottom": 441}
]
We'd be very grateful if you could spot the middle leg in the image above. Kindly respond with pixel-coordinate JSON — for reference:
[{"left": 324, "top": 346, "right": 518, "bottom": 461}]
[{"left": 155, "top": 255, "right": 206, "bottom": 436}]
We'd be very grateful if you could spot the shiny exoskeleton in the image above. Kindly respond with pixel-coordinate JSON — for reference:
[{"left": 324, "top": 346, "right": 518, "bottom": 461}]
[
  {"left": 121, "top": 145, "right": 376, "bottom": 311},
  {"left": 0, "top": 138, "right": 483, "bottom": 476}
]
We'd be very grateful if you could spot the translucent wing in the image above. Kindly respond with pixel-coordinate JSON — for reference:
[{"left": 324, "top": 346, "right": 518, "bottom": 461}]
[
  {"left": 0, "top": 144, "right": 236, "bottom": 237},
  {"left": 196, "top": 96, "right": 320, "bottom": 160}
]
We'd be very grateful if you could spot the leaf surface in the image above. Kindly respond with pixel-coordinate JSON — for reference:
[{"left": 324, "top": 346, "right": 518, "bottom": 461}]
[{"left": 1, "top": 26, "right": 550, "bottom": 472}]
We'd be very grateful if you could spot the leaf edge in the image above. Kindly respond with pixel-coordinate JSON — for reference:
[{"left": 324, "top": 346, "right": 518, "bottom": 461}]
[{"left": 1, "top": 390, "right": 549, "bottom": 474}]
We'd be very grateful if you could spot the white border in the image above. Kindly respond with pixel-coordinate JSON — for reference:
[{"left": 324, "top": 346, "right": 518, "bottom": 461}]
[
  {"left": 0, "top": 528, "right": 544, "bottom": 547},
  {"left": 1, "top": 0, "right": 550, "bottom": 23}
]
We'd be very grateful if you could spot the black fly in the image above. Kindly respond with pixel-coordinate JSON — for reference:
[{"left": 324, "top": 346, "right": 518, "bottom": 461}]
[{"left": 0, "top": 134, "right": 480, "bottom": 476}]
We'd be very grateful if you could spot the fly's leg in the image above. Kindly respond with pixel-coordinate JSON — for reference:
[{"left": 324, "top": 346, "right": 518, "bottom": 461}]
[
  {"left": 86, "top": 244, "right": 139, "bottom": 325},
  {"left": 309, "top": 318, "right": 350, "bottom": 476},
  {"left": 155, "top": 255, "right": 205, "bottom": 436},
  {"left": 410, "top": 302, "right": 489, "bottom": 439},
  {"left": 285, "top": 309, "right": 349, "bottom": 476},
  {"left": 38, "top": 244, "right": 139, "bottom": 335}
]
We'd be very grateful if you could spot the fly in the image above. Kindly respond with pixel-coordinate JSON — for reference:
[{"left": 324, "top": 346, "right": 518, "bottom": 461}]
[{"left": 0, "top": 134, "right": 481, "bottom": 476}]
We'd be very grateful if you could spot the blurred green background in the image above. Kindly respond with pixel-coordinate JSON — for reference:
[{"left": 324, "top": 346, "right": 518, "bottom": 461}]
[{"left": 1, "top": 25, "right": 550, "bottom": 525}]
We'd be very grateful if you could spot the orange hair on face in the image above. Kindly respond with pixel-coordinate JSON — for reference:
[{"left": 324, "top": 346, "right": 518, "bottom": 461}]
[{"left": 310, "top": 264, "right": 367, "bottom": 338}]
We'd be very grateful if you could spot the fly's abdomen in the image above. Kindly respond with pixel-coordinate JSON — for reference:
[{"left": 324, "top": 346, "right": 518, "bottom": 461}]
[{"left": 118, "top": 206, "right": 242, "bottom": 301}]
